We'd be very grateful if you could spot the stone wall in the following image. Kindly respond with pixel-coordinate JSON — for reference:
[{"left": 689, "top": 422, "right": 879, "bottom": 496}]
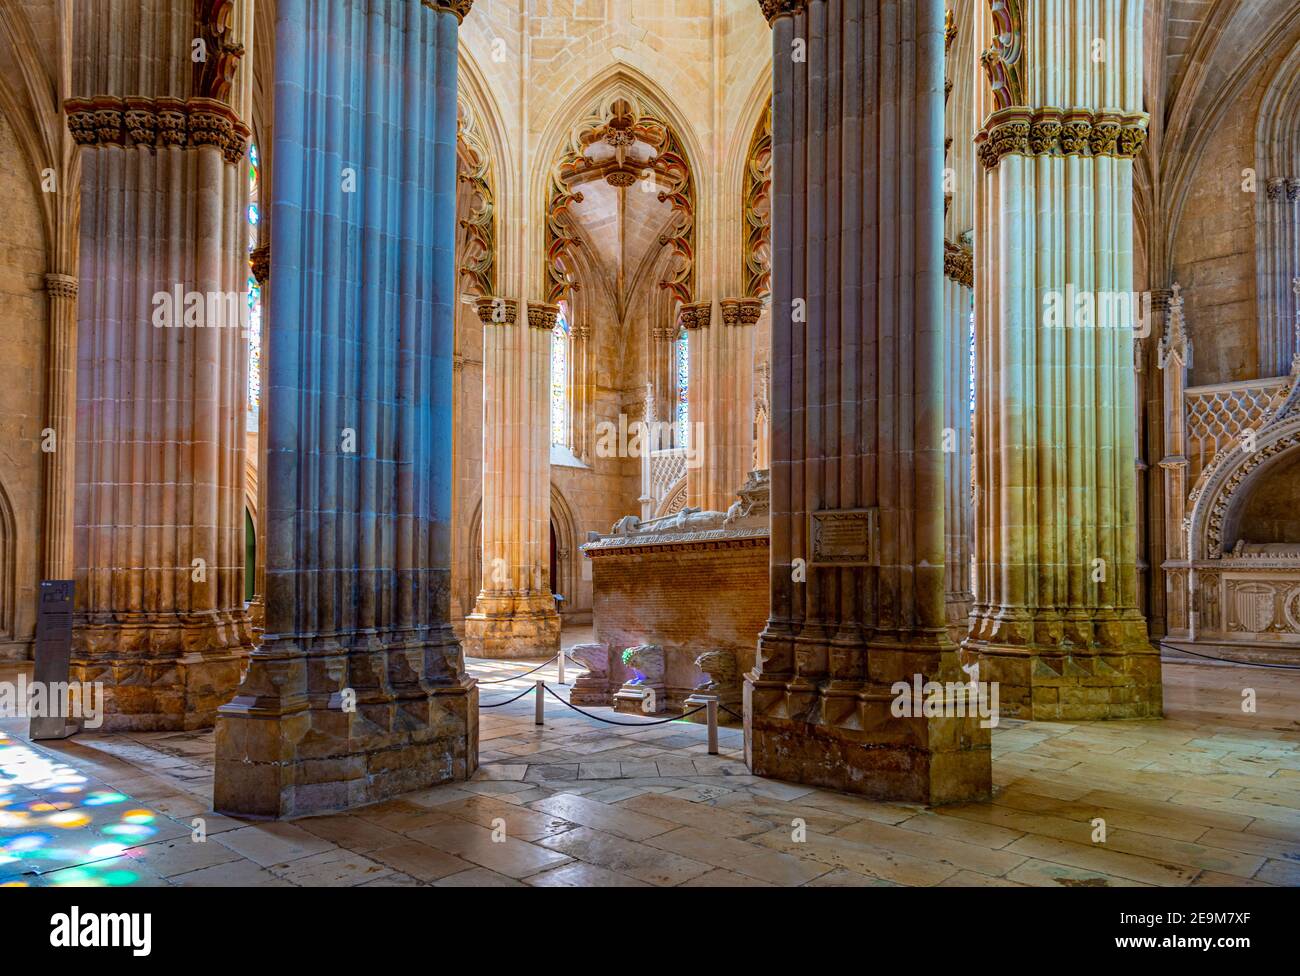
[{"left": 0, "top": 113, "right": 49, "bottom": 661}]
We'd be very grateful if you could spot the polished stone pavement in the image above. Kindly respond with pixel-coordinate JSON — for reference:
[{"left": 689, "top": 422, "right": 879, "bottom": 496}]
[{"left": 1, "top": 652, "right": 1297, "bottom": 887}]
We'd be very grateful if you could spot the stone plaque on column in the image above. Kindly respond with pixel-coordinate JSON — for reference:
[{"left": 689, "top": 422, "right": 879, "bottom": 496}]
[
  {"left": 808, "top": 509, "right": 879, "bottom": 566},
  {"left": 30, "top": 580, "right": 79, "bottom": 740}
]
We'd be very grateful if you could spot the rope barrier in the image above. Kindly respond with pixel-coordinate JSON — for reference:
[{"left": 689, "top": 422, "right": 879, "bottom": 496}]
[
  {"left": 471, "top": 655, "right": 559, "bottom": 684},
  {"left": 479, "top": 685, "right": 539, "bottom": 708},
  {"left": 1164, "top": 646, "right": 1300, "bottom": 671},
  {"left": 719, "top": 703, "right": 744, "bottom": 720},
  {"left": 542, "top": 684, "right": 707, "bottom": 727}
]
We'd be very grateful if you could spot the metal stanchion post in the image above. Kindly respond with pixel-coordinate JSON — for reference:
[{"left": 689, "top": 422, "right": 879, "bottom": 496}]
[
  {"left": 706, "top": 699, "right": 719, "bottom": 755},
  {"left": 535, "top": 679, "right": 545, "bottom": 726},
  {"left": 557, "top": 644, "right": 566, "bottom": 685}
]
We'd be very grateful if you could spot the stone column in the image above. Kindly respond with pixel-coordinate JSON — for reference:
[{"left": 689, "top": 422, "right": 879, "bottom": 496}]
[
  {"left": 1259, "top": 179, "right": 1300, "bottom": 377},
  {"left": 967, "top": 0, "right": 1160, "bottom": 720},
  {"left": 943, "top": 253, "right": 973, "bottom": 644},
  {"left": 42, "top": 273, "right": 79, "bottom": 580},
  {"left": 214, "top": 0, "right": 477, "bottom": 818},
  {"left": 248, "top": 240, "right": 270, "bottom": 632},
  {"left": 64, "top": 0, "right": 255, "bottom": 729},
  {"left": 745, "top": 0, "right": 991, "bottom": 804},
  {"left": 463, "top": 296, "right": 560, "bottom": 659},
  {"left": 687, "top": 297, "right": 759, "bottom": 511},
  {"left": 1156, "top": 285, "right": 1191, "bottom": 638}
]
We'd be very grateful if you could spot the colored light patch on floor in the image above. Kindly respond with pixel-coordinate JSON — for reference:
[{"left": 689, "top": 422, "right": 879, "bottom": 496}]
[{"left": 1, "top": 731, "right": 164, "bottom": 886}]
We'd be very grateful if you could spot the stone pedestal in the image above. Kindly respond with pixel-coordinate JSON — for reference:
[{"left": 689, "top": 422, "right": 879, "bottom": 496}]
[
  {"left": 213, "top": 0, "right": 477, "bottom": 818},
  {"left": 613, "top": 644, "right": 666, "bottom": 714},
  {"left": 569, "top": 642, "right": 613, "bottom": 706},
  {"left": 746, "top": 0, "right": 991, "bottom": 804}
]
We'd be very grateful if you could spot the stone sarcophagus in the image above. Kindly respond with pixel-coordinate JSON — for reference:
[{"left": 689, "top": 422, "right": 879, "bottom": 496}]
[{"left": 580, "top": 471, "right": 770, "bottom": 713}]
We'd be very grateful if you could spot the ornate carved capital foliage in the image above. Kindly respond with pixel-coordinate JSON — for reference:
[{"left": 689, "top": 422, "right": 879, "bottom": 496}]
[
  {"left": 1288, "top": 179, "right": 1300, "bottom": 203},
  {"left": 720, "top": 298, "right": 762, "bottom": 326},
  {"left": 527, "top": 301, "right": 560, "bottom": 331},
  {"left": 422, "top": 0, "right": 474, "bottom": 20},
  {"left": 977, "top": 107, "right": 1148, "bottom": 170},
  {"left": 457, "top": 97, "right": 496, "bottom": 298},
  {"left": 65, "top": 95, "right": 249, "bottom": 164},
  {"left": 743, "top": 99, "right": 773, "bottom": 301},
  {"left": 756, "top": 0, "right": 808, "bottom": 24},
  {"left": 979, "top": 0, "right": 1024, "bottom": 111},
  {"left": 250, "top": 242, "right": 270, "bottom": 285},
  {"left": 943, "top": 240, "right": 974, "bottom": 289},
  {"left": 678, "top": 300, "right": 712, "bottom": 331},
  {"left": 44, "top": 273, "right": 78, "bottom": 299},
  {"left": 193, "top": 1, "right": 245, "bottom": 102},
  {"left": 474, "top": 295, "right": 518, "bottom": 325},
  {"left": 1266, "top": 178, "right": 1286, "bottom": 200}
]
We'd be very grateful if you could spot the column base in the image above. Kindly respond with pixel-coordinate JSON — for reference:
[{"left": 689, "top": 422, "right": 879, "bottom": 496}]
[
  {"left": 963, "top": 614, "right": 1163, "bottom": 720},
  {"left": 212, "top": 636, "right": 478, "bottom": 819},
  {"left": 71, "top": 610, "right": 253, "bottom": 730},
  {"left": 744, "top": 667, "right": 992, "bottom": 806},
  {"left": 463, "top": 593, "right": 561, "bottom": 660}
]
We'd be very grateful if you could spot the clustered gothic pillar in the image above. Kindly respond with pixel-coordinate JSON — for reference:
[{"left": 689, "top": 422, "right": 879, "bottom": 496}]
[
  {"left": 64, "top": 0, "right": 255, "bottom": 729},
  {"left": 1259, "top": 179, "right": 1300, "bottom": 377},
  {"left": 214, "top": 0, "right": 477, "bottom": 817},
  {"left": 685, "top": 298, "right": 761, "bottom": 511},
  {"left": 967, "top": 0, "right": 1160, "bottom": 719},
  {"left": 463, "top": 297, "right": 560, "bottom": 659},
  {"left": 42, "top": 273, "right": 79, "bottom": 580},
  {"left": 746, "top": 0, "right": 991, "bottom": 804}
]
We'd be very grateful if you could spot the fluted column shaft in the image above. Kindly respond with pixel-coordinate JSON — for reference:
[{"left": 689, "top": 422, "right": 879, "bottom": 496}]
[
  {"left": 1258, "top": 179, "right": 1300, "bottom": 377},
  {"left": 967, "top": 0, "right": 1160, "bottom": 720},
  {"left": 745, "top": 0, "right": 990, "bottom": 804},
  {"left": 66, "top": 0, "right": 254, "bottom": 730},
  {"left": 214, "top": 0, "right": 477, "bottom": 818},
  {"left": 463, "top": 297, "right": 560, "bottom": 659},
  {"left": 687, "top": 298, "right": 761, "bottom": 512},
  {"left": 942, "top": 276, "right": 973, "bottom": 642},
  {"left": 42, "top": 274, "right": 79, "bottom": 580}
]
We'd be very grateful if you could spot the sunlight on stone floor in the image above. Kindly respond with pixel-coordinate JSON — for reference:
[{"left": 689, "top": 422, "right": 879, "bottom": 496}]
[{"left": 1, "top": 657, "right": 1297, "bottom": 887}]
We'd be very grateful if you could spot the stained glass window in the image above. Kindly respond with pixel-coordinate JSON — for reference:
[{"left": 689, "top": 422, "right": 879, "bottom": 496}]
[
  {"left": 676, "top": 328, "right": 689, "bottom": 446},
  {"left": 247, "top": 142, "right": 262, "bottom": 428},
  {"left": 551, "top": 310, "right": 569, "bottom": 446}
]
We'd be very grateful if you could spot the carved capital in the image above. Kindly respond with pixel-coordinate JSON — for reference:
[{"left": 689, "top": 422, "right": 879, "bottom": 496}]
[
  {"left": 422, "top": 0, "right": 473, "bottom": 21},
  {"left": 474, "top": 295, "right": 518, "bottom": 325},
  {"left": 944, "top": 240, "right": 974, "bottom": 290},
  {"left": 250, "top": 242, "right": 270, "bottom": 285},
  {"left": 527, "top": 301, "right": 560, "bottom": 331},
  {"left": 44, "top": 273, "right": 78, "bottom": 300},
  {"left": 1288, "top": 179, "right": 1300, "bottom": 203},
  {"left": 757, "top": 0, "right": 807, "bottom": 24},
  {"left": 678, "top": 300, "right": 712, "bottom": 331},
  {"left": 720, "top": 297, "right": 762, "bottom": 326},
  {"left": 65, "top": 94, "right": 248, "bottom": 162}
]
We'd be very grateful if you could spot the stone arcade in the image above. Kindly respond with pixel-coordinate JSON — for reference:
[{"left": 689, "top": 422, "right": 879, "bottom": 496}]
[{"left": 0, "top": 0, "right": 1297, "bottom": 889}]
